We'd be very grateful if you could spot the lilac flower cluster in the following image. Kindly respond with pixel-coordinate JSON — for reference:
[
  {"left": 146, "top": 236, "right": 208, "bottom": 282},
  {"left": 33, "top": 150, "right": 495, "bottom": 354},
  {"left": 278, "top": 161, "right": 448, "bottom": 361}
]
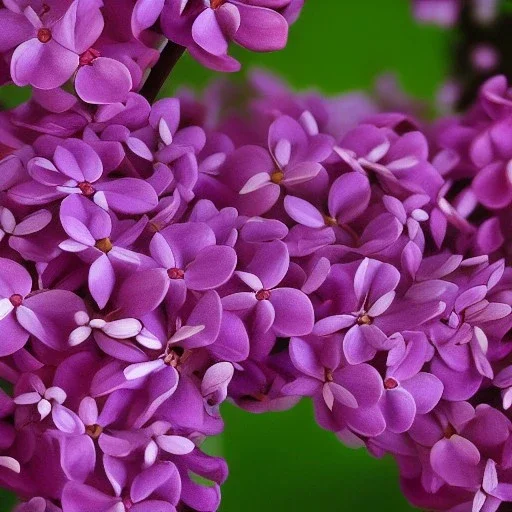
[
  {"left": 132, "top": 0, "right": 303, "bottom": 72},
  {"left": 1, "top": 0, "right": 512, "bottom": 510},
  {"left": 0, "top": 62, "right": 511, "bottom": 511},
  {"left": 0, "top": 0, "right": 302, "bottom": 106}
]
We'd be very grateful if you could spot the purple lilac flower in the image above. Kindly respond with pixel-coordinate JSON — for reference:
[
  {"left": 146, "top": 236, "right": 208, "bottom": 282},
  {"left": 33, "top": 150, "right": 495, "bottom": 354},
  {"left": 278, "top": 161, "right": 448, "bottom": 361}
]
[
  {"left": 0, "top": 0, "right": 133, "bottom": 103},
  {"left": 132, "top": 0, "right": 303, "bottom": 72},
  {"left": 0, "top": 28, "right": 512, "bottom": 510}
]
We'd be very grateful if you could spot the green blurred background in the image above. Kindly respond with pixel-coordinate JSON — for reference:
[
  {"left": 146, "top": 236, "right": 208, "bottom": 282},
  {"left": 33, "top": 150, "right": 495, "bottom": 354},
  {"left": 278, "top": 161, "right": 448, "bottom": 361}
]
[{"left": 0, "top": 0, "right": 451, "bottom": 509}]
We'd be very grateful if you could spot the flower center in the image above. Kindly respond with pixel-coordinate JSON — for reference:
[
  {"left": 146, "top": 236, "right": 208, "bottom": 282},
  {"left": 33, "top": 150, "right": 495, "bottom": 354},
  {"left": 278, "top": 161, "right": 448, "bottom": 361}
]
[
  {"left": 325, "top": 369, "right": 334, "bottom": 382},
  {"left": 270, "top": 171, "right": 284, "bottom": 184},
  {"left": 9, "top": 294, "right": 23, "bottom": 308},
  {"left": 167, "top": 268, "right": 185, "bottom": 280},
  {"left": 357, "top": 314, "right": 372, "bottom": 325},
  {"left": 384, "top": 377, "right": 398, "bottom": 390},
  {"left": 78, "top": 181, "right": 95, "bottom": 197},
  {"left": 444, "top": 424, "right": 457, "bottom": 439},
  {"left": 79, "top": 48, "right": 100, "bottom": 66},
  {"left": 122, "top": 497, "right": 133, "bottom": 509},
  {"left": 211, "top": 0, "right": 226, "bottom": 8},
  {"left": 323, "top": 215, "right": 337, "bottom": 227},
  {"left": 164, "top": 346, "right": 185, "bottom": 368},
  {"left": 149, "top": 222, "right": 162, "bottom": 233},
  {"left": 255, "top": 289, "right": 271, "bottom": 301},
  {"left": 95, "top": 238, "right": 113, "bottom": 253},
  {"left": 37, "top": 28, "right": 52, "bottom": 44},
  {"left": 86, "top": 424, "right": 103, "bottom": 440}
]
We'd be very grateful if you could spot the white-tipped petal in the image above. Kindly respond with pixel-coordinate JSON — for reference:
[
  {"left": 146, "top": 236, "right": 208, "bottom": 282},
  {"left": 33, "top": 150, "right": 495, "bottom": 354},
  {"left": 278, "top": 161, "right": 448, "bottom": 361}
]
[
  {"left": 159, "top": 118, "right": 173, "bottom": 145},
  {"left": 102, "top": 318, "right": 142, "bottom": 339},
  {"left": 0, "top": 456, "right": 20, "bottom": 473},
  {"left": 38, "top": 399, "right": 52, "bottom": 421},
  {"left": 239, "top": 172, "right": 271, "bottom": 195},
  {"left": 0, "top": 298, "right": 14, "bottom": 321},
  {"left": 136, "top": 329, "right": 164, "bottom": 350},
  {"left": 44, "top": 386, "right": 67, "bottom": 404},
  {"left": 74, "top": 311, "right": 90, "bottom": 326},
  {"left": 168, "top": 325, "right": 205, "bottom": 345},
  {"left": 69, "top": 325, "right": 92, "bottom": 346},
  {"left": 14, "top": 392, "right": 41, "bottom": 405},
  {"left": 124, "top": 360, "right": 163, "bottom": 380},
  {"left": 156, "top": 435, "right": 195, "bottom": 455},
  {"left": 89, "top": 318, "right": 107, "bottom": 329},
  {"left": 144, "top": 439, "right": 159, "bottom": 468}
]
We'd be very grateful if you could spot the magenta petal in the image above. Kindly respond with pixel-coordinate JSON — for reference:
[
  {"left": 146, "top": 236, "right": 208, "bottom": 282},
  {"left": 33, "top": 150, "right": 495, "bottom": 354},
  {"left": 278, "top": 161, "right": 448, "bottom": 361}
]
[
  {"left": 58, "top": 433, "right": 96, "bottom": 482},
  {"left": 60, "top": 194, "right": 112, "bottom": 243},
  {"left": 210, "top": 311, "right": 249, "bottom": 362},
  {"left": 430, "top": 436, "right": 481, "bottom": 488},
  {"left": 353, "top": 258, "right": 400, "bottom": 306},
  {"left": 343, "top": 325, "right": 377, "bottom": 365},
  {"left": 62, "top": 482, "right": 117, "bottom": 512},
  {"left": 221, "top": 292, "right": 257, "bottom": 311},
  {"left": 328, "top": 172, "right": 371, "bottom": 224},
  {"left": 160, "top": 223, "right": 215, "bottom": 267},
  {"left": 192, "top": 8, "right": 229, "bottom": 57},
  {"left": 233, "top": 2, "right": 288, "bottom": 51},
  {"left": 131, "top": 462, "right": 179, "bottom": 503},
  {"left": 28, "top": 157, "right": 67, "bottom": 186},
  {"left": 0, "top": 258, "right": 32, "bottom": 297},
  {"left": 247, "top": 240, "right": 289, "bottom": 289},
  {"left": 13, "top": 209, "right": 52, "bottom": 236},
  {"left": 184, "top": 291, "right": 222, "bottom": 348},
  {"left": 283, "top": 195, "right": 325, "bottom": 228},
  {"left": 9, "top": 181, "right": 63, "bottom": 206},
  {"left": 21, "top": 290, "right": 84, "bottom": 349},
  {"left": 282, "top": 376, "right": 320, "bottom": 396},
  {"left": 329, "top": 382, "right": 358, "bottom": 408},
  {"left": 75, "top": 58, "right": 132, "bottom": 105},
  {"left": 132, "top": 0, "right": 165, "bottom": 37},
  {"left": 0, "top": 314, "right": 29, "bottom": 357},
  {"left": 186, "top": 246, "right": 237, "bottom": 290},
  {"left": 473, "top": 162, "right": 512, "bottom": 209},
  {"left": 52, "top": 0, "right": 104, "bottom": 54},
  {"left": 95, "top": 331, "right": 147, "bottom": 363},
  {"left": 270, "top": 288, "right": 314, "bottom": 337},
  {"left": 134, "top": 368, "right": 180, "bottom": 429},
  {"left": 116, "top": 269, "right": 169, "bottom": 318},
  {"left": 0, "top": 10, "right": 34, "bottom": 53},
  {"left": 289, "top": 337, "right": 324, "bottom": 380},
  {"left": 431, "top": 357, "right": 483, "bottom": 401},
  {"left": 379, "top": 387, "right": 416, "bottom": 433},
  {"left": 89, "top": 254, "right": 115, "bottom": 309},
  {"left": 98, "top": 433, "right": 132, "bottom": 457},
  {"left": 343, "top": 404, "right": 386, "bottom": 437},
  {"left": 131, "top": 501, "right": 176, "bottom": 512},
  {"left": 11, "top": 39, "right": 78, "bottom": 90},
  {"left": 54, "top": 139, "right": 103, "bottom": 183},
  {"left": 335, "top": 363, "right": 383, "bottom": 407},
  {"left": 96, "top": 178, "right": 158, "bottom": 214},
  {"left": 253, "top": 299, "right": 275, "bottom": 333},
  {"left": 102, "top": 454, "right": 127, "bottom": 499}
]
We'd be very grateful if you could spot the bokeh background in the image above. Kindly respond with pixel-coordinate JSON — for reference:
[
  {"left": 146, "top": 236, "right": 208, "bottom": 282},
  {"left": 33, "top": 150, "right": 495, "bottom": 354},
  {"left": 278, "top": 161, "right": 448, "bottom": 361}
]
[{"left": 0, "top": 0, "right": 452, "bottom": 509}]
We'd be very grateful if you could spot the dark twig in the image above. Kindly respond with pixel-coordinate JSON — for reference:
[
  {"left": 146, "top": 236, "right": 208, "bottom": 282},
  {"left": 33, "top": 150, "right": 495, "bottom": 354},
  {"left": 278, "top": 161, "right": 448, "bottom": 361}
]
[
  {"left": 141, "top": 41, "right": 186, "bottom": 104},
  {"left": 454, "top": 4, "right": 512, "bottom": 110}
]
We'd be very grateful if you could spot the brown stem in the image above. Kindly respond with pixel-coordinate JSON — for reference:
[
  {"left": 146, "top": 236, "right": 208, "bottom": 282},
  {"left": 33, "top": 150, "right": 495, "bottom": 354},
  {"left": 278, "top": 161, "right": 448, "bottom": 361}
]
[
  {"left": 141, "top": 41, "right": 186, "bottom": 104},
  {"left": 454, "top": 4, "right": 512, "bottom": 110}
]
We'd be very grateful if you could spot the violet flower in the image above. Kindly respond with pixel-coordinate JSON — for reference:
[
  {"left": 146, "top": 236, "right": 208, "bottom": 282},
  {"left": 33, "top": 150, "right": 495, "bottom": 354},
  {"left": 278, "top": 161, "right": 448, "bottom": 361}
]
[{"left": 0, "top": 0, "right": 132, "bottom": 103}]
